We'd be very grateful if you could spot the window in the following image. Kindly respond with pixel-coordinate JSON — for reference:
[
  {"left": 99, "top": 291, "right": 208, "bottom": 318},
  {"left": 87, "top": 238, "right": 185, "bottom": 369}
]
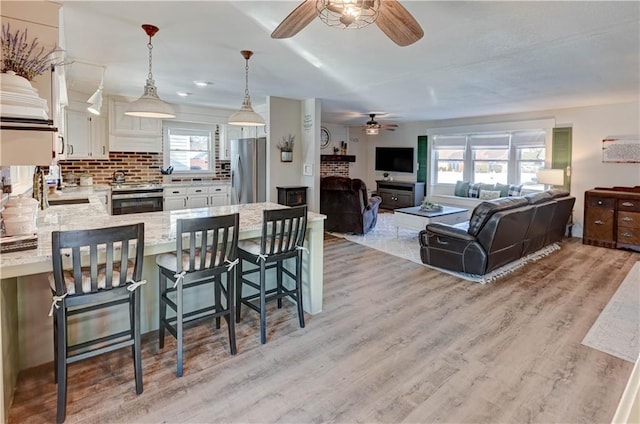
[
  {"left": 432, "top": 135, "right": 466, "bottom": 184},
  {"left": 430, "top": 128, "right": 547, "bottom": 190},
  {"left": 164, "top": 122, "right": 216, "bottom": 174}
]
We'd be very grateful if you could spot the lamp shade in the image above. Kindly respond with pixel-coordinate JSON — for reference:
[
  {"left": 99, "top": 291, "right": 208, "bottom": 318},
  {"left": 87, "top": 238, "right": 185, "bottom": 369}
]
[
  {"left": 365, "top": 127, "right": 379, "bottom": 135},
  {"left": 537, "top": 169, "right": 564, "bottom": 186},
  {"left": 228, "top": 98, "right": 265, "bottom": 126},
  {"left": 86, "top": 87, "right": 103, "bottom": 115},
  {"left": 124, "top": 90, "right": 176, "bottom": 119}
]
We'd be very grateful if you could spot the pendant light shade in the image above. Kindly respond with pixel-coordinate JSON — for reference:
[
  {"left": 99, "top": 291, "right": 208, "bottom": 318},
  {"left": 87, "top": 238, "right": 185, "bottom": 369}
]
[
  {"left": 125, "top": 24, "right": 175, "bottom": 119},
  {"left": 228, "top": 50, "right": 265, "bottom": 127},
  {"left": 87, "top": 67, "right": 104, "bottom": 115}
]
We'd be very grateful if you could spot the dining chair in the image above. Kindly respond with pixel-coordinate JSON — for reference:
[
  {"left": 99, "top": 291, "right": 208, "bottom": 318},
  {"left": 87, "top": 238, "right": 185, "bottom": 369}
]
[
  {"left": 236, "top": 206, "right": 307, "bottom": 344},
  {"left": 156, "top": 213, "right": 239, "bottom": 377},
  {"left": 49, "top": 222, "right": 145, "bottom": 423}
]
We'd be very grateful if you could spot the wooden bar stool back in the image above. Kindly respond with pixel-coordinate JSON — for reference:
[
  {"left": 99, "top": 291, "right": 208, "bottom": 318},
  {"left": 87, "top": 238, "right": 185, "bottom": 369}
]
[
  {"left": 156, "top": 213, "right": 239, "bottom": 377},
  {"left": 49, "top": 223, "right": 145, "bottom": 423},
  {"left": 236, "top": 205, "right": 307, "bottom": 344}
]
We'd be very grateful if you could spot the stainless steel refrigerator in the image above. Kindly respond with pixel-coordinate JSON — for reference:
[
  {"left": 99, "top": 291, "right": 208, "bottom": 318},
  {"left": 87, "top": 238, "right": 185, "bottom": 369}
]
[{"left": 230, "top": 137, "right": 267, "bottom": 204}]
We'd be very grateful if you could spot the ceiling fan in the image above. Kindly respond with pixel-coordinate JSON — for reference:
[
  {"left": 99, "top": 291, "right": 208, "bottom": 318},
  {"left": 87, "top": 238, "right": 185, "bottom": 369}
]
[
  {"left": 363, "top": 113, "right": 398, "bottom": 134},
  {"left": 271, "top": 0, "right": 424, "bottom": 47}
]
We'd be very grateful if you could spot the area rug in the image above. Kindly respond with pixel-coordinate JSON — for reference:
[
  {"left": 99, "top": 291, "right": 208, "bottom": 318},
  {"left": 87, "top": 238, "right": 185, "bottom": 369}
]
[
  {"left": 330, "top": 213, "right": 559, "bottom": 284},
  {"left": 581, "top": 262, "right": 640, "bottom": 363}
]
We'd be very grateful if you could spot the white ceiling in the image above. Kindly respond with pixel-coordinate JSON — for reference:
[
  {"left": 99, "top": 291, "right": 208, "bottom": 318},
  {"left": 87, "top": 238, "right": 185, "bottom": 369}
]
[{"left": 60, "top": 1, "right": 640, "bottom": 127}]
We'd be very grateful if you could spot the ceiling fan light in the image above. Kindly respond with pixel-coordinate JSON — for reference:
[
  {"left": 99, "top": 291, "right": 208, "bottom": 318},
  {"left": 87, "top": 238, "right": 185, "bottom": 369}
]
[
  {"left": 318, "top": 0, "right": 379, "bottom": 29},
  {"left": 366, "top": 127, "right": 379, "bottom": 135}
]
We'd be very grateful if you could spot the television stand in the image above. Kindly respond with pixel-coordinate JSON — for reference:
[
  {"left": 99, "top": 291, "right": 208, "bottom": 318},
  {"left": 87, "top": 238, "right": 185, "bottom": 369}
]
[{"left": 376, "top": 180, "right": 425, "bottom": 209}]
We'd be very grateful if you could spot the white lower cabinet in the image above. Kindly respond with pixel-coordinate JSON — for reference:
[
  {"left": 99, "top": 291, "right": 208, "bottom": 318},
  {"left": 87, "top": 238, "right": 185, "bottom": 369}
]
[{"left": 164, "top": 184, "right": 230, "bottom": 211}]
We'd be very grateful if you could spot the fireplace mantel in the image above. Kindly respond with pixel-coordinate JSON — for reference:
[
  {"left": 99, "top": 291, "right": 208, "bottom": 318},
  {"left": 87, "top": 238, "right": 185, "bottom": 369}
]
[{"left": 320, "top": 155, "right": 356, "bottom": 163}]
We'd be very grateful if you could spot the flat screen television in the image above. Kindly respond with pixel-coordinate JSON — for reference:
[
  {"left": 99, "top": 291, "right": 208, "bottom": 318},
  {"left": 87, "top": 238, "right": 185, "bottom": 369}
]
[{"left": 375, "top": 147, "right": 414, "bottom": 173}]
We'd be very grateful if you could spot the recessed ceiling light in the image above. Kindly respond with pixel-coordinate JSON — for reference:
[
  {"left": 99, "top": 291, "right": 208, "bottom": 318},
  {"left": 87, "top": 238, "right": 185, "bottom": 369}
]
[
  {"left": 176, "top": 91, "right": 192, "bottom": 97},
  {"left": 193, "top": 81, "right": 213, "bottom": 87}
]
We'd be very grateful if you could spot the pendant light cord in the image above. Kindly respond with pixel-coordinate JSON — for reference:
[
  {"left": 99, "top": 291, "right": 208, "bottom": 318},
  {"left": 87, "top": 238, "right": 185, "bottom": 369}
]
[
  {"left": 244, "top": 59, "right": 250, "bottom": 100},
  {"left": 147, "top": 39, "right": 154, "bottom": 81}
]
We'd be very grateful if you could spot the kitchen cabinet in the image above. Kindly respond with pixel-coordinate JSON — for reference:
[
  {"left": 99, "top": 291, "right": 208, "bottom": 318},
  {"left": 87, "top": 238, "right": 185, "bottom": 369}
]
[
  {"left": 164, "top": 184, "right": 230, "bottom": 211},
  {"left": 65, "top": 109, "right": 107, "bottom": 159},
  {"left": 108, "top": 98, "right": 163, "bottom": 153}
]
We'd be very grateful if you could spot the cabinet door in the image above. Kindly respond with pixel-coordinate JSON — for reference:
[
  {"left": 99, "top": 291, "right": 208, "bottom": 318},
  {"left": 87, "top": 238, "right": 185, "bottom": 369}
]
[
  {"left": 186, "top": 195, "right": 209, "bottom": 208},
  {"left": 584, "top": 207, "right": 615, "bottom": 243},
  {"left": 90, "top": 115, "right": 108, "bottom": 158},
  {"left": 164, "top": 196, "right": 186, "bottom": 211},
  {"left": 209, "top": 194, "right": 228, "bottom": 207},
  {"left": 66, "top": 109, "right": 92, "bottom": 159}
]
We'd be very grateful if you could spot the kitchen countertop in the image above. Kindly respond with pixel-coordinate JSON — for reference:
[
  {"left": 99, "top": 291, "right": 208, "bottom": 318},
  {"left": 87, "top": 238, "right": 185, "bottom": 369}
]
[{"left": 0, "top": 202, "right": 325, "bottom": 278}]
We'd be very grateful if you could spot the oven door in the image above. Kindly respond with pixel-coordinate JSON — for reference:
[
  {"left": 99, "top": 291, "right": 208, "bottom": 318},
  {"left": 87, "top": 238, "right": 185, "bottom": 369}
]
[{"left": 111, "top": 191, "right": 163, "bottom": 215}]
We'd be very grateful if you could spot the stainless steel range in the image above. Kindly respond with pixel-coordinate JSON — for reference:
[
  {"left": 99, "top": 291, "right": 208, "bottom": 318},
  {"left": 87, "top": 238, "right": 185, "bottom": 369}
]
[{"left": 110, "top": 183, "right": 164, "bottom": 215}]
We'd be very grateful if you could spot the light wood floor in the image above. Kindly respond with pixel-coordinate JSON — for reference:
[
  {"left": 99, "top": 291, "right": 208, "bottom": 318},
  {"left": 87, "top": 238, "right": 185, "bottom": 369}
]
[{"left": 9, "top": 237, "right": 639, "bottom": 423}]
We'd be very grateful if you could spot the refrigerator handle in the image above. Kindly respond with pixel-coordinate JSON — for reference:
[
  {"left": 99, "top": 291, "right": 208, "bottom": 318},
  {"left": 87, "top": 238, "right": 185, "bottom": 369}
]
[{"left": 236, "top": 154, "right": 244, "bottom": 202}]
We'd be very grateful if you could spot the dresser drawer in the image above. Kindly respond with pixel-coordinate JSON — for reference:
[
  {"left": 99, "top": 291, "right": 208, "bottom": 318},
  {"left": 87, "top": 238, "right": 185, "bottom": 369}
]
[
  {"left": 617, "top": 227, "right": 640, "bottom": 246},
  {"left": 618, "top": 211, "right": 640, "bottom": 229},
  {"left": 587, "top": 197, "right": 615, "bottom": 208},
  {"left": 618, "top": 199, "right": 640, "bottom": 212}
]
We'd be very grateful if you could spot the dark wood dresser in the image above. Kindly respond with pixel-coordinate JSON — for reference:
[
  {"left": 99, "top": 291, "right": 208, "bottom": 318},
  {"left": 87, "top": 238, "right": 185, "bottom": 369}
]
[{"left": 583, "top": 187, "right": 640, "bottom": 252}]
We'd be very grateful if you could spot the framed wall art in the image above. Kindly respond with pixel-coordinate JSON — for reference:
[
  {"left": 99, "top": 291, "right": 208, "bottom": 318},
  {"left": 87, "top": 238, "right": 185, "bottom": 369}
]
[{"left": 602, "top": 135, "right": 640, "bottom": 163}]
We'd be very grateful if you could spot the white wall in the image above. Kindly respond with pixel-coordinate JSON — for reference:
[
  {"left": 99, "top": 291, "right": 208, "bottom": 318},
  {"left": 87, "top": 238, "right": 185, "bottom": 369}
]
[{"left": 303, "top": 99, "right": 321, "bottom": 213}]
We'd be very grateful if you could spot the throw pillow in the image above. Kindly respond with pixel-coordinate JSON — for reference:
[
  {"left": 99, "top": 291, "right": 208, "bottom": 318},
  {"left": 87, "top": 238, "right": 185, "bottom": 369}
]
[
  {"left": 479, "top": 190, "right": 501, "bottom": 200},
  {"left": 468, "top": 183, "right": 482, "bottom": 198},
  {"left": 454, "top": 180, "right": 470, "bottom": 197},
  {"left": 494, "top": 183, "right": 510, "bottom": 198},
  {"left": 479, "top": 183, "right": 495, "bottom": 193},
  {"left": 508, "top": 184, "right": 523, "bottom": 196}
]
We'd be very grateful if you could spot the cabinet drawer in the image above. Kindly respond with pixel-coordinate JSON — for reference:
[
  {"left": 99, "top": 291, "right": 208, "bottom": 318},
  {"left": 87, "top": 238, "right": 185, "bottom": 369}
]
[
  {"left": 187, "top": 186, "right": 208, "bottom": 195},
  {"left": 618, "top": 211, "right": 640, "bottom": 229},
  {"left": 164, "top": 187, "right": 187, "bottom": 196},
  {"left": 587, "top": 197, "right": 615, "bottom": 208},
  {"left": 617, "top": 227, "right": 640, "bottom": 246},
  {"left": 618, "top": 199, "right": 640, "bottom": 212},
  {"left": 584, "top": 208, "right": 614, "bottom": 242}
]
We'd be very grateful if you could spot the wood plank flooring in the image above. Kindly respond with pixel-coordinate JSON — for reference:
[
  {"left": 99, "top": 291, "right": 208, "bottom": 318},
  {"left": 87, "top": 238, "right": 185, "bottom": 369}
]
[{"left": 8, "top": 237, "right": 639, "bottom": 423}]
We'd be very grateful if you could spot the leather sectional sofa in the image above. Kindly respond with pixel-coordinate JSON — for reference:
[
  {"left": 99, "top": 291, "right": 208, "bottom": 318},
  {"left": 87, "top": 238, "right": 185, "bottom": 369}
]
[{"left": 419, "top": 189, "right": 575, "bottom": 275}]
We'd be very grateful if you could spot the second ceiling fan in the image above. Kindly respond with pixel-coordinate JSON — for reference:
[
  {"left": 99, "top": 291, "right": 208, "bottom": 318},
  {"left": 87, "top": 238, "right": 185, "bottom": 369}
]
[
  {"left": 271, "top": 0, "right": 424, "bottom": 47},
  {"left": 363, "top": 113, "right": 398, "bottom": 134}
]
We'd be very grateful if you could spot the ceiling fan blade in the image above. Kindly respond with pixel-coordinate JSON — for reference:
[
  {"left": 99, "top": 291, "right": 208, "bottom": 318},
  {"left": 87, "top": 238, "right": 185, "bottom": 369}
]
[
  {"left": 375, "top": 0, "right": 424, "bottom": 47},
  {"left": 271, "top": 0, "right": 318, "bottom": 39},
  {"left": 381, "top": 124, "right": 399, "bottom": 128}
]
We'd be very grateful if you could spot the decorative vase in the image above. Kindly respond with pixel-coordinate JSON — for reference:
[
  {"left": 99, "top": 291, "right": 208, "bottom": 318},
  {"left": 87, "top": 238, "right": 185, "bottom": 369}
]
[
  {"left": 281, "top": 151, "right": 293, "bottom": 162},
  {"left": 0, "top": 71, "right": 50, "bottom": 120}
]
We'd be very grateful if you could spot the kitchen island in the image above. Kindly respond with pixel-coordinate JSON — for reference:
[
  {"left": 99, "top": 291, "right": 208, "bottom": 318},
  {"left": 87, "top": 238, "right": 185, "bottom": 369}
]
[{"left": 0, "top": 200, "right": 325, "bottom": 422}]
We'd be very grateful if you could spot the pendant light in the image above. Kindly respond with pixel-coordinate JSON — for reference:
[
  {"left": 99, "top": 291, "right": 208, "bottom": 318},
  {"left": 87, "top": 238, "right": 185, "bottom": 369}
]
[
  {"left": 87, "top": 66, "right": 104, "bottom": 115},
  {"left": 124, "top": 24, "right": 175, "bottom": 119},
  {"left": 228, "top": 50, "right": 265, "bottom": 127}
]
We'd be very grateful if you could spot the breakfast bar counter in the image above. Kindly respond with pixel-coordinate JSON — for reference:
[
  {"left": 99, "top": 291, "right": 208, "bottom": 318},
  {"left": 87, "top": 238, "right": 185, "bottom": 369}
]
[{"left": 0, "top": 201, "right": 325, "bottom": 422}]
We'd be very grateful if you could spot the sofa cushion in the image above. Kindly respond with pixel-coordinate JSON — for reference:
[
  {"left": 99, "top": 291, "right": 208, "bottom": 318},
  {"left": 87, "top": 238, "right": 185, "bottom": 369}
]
[
  {"left": 495, "top": 183, "right": 510, "bottom": 198},
  {"left": 547, "top": 189, "right": 570, "bottom": 198},
  {"left": 524, "top": 191, "right": 553, "bottom": 204},
  {"left": 508, "top": 184, "right": 523, "bottom": 196},
  {"left": 454, "top": 180, "right": 470, "bottom": 197},
  {"left": 467, "top": 196, "right": 529, "bottom": 237},
  {"left": 479, "top": 190, "right": 501, "bottom": 200}
]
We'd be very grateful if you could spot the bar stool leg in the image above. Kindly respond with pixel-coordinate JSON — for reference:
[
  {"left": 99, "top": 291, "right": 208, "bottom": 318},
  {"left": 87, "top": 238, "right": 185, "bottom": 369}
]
[
  {"left": 56, "top": 307, "right": 68, "bottom": 424},
  {"left": 176, "top": 281, "right": 184, "bottom": 377},
  {"left": 215, "top": 277, "right": 221, "bottom": 329},
  {"left": 133, "top": 290, "right": 143, "bottom": 394},
  {"left": 158, "top": 272, "right": 166, "bottom": 349},
  {"left": 226, "top": 271, "right": 237, "bottom": 355},
  {"left": 277, "top": 261, "right": 283, "bottom": 309},
  {"left": 296, "top": 254, "right": 305, "bottom": 328},
  {"left": 235, "top": 259, "right": 243, "bottom": 323},
  {"left": 259, "top": 260, "right": 267, "bottom": 344}
]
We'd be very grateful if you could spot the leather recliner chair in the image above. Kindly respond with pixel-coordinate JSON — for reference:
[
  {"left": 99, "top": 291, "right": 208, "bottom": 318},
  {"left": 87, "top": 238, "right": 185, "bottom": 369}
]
[{"left": 320, "top": 176, "right": 382, "bottom": 235}]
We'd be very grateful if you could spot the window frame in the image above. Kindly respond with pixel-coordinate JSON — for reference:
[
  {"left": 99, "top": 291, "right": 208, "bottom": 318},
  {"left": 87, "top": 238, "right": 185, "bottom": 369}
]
[{"left": 163, "top": 122, "right": 217, "bottom": 177}]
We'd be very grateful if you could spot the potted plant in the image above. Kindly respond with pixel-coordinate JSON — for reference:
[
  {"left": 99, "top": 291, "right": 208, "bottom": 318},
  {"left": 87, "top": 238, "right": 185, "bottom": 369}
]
[
  {"left": 277, "top": 134, "right": 295, "bottom": 162},
  {"left": 1, "top": 23, "right": 57, "bottom": 81},
  {"left": 383, "top": 172, "right": 389, "bottom": 181}
]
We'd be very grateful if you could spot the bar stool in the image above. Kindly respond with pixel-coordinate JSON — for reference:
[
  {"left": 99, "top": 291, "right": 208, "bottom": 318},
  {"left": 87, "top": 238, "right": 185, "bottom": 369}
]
[
  {"left": 49, "top": 223, "right": 145, "bottom": 424},
  {"left": 156, "top": 213, "right": 239, "bottom": 377},
  {"left": 236, "top": 206, "right": 307, "bottom": 344}
]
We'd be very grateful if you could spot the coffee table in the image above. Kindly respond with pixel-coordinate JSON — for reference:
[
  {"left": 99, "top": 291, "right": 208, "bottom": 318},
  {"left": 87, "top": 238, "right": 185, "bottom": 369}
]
[{"left": 393, "top": 205, "right": 468, "bottom": 236}]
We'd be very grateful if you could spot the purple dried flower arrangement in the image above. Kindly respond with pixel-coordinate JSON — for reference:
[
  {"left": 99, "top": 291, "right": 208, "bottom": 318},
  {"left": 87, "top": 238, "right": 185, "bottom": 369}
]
[{"left": 1, "top": 23, "right": 57, "bottom": 81}]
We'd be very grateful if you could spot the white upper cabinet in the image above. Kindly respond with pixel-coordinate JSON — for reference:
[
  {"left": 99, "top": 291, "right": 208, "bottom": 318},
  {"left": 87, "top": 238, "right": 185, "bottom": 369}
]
[
  {"left": 65, "top": 109, "right": 107, "bottom": 159},
  {"left": 108, "top": 98, "right": 163, "bottom": 152}
]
